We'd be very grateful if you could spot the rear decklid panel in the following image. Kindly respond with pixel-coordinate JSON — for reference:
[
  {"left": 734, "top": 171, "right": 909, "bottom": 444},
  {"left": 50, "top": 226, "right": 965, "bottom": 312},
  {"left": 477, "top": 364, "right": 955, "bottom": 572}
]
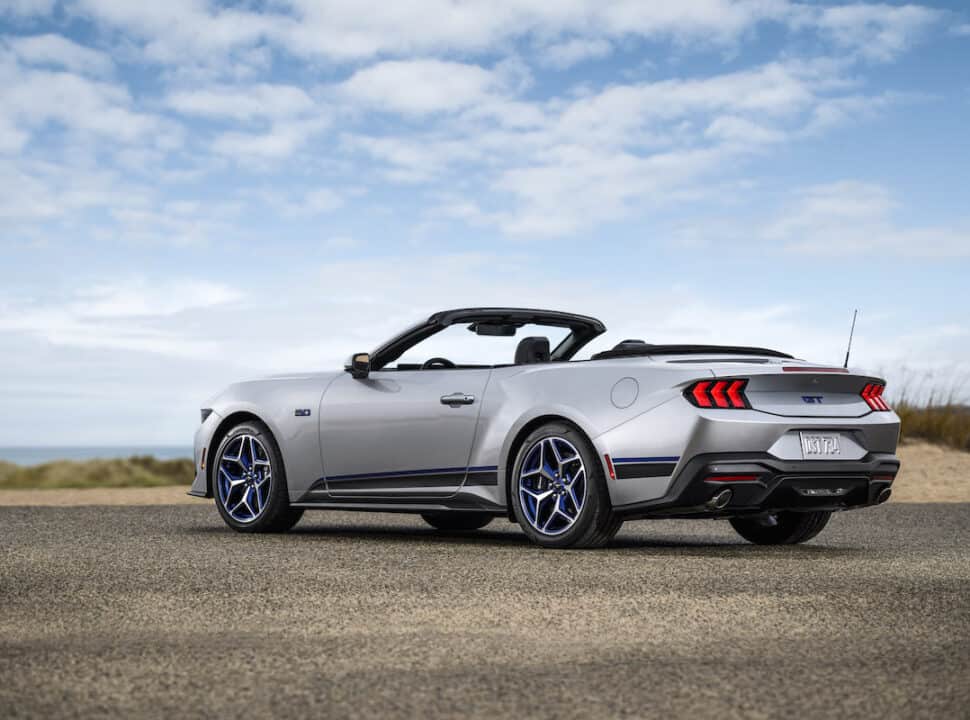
[
  {"left": 659, "top": 355, "right": 884, "bottom": 418},
  {"left": 742, "top": 371, "right": 880, "bottom": 418}
]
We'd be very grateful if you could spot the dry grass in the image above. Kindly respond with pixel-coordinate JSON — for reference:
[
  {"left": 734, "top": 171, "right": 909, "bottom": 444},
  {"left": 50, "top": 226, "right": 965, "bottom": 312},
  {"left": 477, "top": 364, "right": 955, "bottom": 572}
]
[
  {"left": 896, "top": 403, "right": 970, "bottom": 453},
  {"left": 0, "top": 456, "right": 194, "bottom": 490}
]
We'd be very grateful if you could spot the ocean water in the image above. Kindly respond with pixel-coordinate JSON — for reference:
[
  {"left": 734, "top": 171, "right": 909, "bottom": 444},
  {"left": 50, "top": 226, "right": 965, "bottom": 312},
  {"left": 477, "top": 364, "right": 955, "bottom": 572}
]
[{"left": 0, "top": 446, "right": 193, "bottom": 466}]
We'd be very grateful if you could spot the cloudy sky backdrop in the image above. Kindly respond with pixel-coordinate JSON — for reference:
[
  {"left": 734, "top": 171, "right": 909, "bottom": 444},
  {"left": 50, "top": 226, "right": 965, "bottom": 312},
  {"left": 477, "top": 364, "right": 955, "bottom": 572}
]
[{"left": 1, "top": 0, "right": 969, "bottom": 444}]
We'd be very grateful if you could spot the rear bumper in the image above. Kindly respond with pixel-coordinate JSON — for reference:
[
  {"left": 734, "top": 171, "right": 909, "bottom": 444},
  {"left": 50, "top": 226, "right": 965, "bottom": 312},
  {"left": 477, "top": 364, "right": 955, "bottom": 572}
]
[{"left": 614, "top": 452, "right": 900, "bottom": 519}]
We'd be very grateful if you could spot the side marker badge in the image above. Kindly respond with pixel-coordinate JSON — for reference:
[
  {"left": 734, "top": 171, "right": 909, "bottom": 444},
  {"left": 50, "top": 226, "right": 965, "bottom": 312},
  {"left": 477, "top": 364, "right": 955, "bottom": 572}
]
[{"left": 295, "top": 409, "right": 311, "bottom": 417}]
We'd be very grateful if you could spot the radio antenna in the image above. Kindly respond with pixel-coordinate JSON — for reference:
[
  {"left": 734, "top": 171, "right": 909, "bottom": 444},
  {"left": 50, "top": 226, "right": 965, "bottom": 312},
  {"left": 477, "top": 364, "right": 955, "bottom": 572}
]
[{"left": 843, "top": 309, "right": 858, "bottom": 369}]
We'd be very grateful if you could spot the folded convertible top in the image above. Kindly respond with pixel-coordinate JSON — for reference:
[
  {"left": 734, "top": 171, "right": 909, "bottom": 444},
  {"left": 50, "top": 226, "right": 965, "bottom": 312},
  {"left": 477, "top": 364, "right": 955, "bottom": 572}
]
[{"left": 591, "top": 343, "right": 793, "bottom": 361}]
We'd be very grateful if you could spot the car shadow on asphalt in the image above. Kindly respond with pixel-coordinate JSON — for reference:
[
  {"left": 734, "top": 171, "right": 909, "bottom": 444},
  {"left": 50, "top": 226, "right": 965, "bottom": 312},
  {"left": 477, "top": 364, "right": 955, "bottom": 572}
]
[{"left": 183, "top": 521, "right": 864, "bottom": 556}]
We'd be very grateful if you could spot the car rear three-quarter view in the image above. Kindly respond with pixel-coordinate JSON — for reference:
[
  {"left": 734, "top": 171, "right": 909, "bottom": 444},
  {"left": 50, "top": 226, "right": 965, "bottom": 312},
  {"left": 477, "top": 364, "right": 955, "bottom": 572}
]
[{"left": 189, "top": 308, "right": 901, "bottom": 548}]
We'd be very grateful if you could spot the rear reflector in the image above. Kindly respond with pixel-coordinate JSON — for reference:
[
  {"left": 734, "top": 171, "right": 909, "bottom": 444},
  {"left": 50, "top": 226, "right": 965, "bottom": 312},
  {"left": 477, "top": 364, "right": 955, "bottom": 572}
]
[
  {"left": 704, "top": 474, "right": 760, "bottom": 483},
  {"left": 604, "top": 454, "right": 616, "bottom": 481},
  {"left": 686, "top": 379, "right": 749, "bottom": 409},
  {"left": 861, "top": 383, "right": 891, "bottom": 411}
]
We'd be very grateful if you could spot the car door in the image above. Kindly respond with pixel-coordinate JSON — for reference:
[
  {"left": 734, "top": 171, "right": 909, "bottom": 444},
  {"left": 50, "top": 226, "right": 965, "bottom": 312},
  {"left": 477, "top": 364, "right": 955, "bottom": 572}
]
[{"left": 318, "top": 368, "right": 492, "bottom": 499}]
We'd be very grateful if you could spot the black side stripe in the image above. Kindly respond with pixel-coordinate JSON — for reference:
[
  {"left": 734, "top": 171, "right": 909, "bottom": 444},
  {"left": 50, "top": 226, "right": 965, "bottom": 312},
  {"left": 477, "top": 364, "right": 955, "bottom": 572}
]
[
  {"left": 321, "top": 466, "right": 499, "bottom": 491},
  {"left": 614, "top": 463, "right": 677, "bottom": 480},
  {"left": 464, "top": 471, "right": 498, "bottom": 487},
  {"left": 327, "top": 474, "right": 464, "bottom": 490}
]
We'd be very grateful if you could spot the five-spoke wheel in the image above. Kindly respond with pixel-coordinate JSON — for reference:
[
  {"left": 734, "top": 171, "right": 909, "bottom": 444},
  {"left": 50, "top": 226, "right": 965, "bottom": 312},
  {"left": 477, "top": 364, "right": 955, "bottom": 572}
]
[
  {"left": 511, "top": 422, "right": 621, "bottom": 548},
  {"left": 518, "top": 436, "right": 587, "bottom": 536},
  {"left": 217, "top": 434, "right": 272, "bottom": 523},
  {"left": 212, "top": 421, "right": 303, "bottom": 533}
]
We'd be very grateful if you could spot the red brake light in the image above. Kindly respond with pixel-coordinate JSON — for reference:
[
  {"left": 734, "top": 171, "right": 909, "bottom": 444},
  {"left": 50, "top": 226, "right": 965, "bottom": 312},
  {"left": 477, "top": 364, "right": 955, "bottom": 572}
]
[
  {"left": 711, "top": 381, "right": 729, "bottom": 408},
  {"left": 691, "top": 381, "right": 713, "bottom": 408},
  {"left": 727, "top": 380, "right": 748, "bottom": 409},
  {"left": 861, "top": 382, "right": 891, "bottom": 411},
  {"left": 687, "top": 379, "right": 749, "bottom": 409}
]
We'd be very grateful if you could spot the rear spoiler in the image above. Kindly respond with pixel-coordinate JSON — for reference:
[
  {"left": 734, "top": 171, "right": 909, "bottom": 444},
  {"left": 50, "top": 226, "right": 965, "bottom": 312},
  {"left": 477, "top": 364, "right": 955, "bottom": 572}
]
[{"left": 591, "top": 344, "right": 793, "bottom": 361}]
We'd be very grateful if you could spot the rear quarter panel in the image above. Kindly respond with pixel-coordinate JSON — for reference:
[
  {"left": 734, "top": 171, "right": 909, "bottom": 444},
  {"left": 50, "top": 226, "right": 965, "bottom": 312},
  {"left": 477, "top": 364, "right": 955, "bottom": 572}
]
[{"left": 468, "top": 360, "right": 715, "bottom": 508}]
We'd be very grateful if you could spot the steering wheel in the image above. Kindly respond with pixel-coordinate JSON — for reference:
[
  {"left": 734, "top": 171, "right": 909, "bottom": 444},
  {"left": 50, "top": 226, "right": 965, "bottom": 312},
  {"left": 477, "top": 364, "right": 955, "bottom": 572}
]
[{"left": 422, "top": 357, "right": 456, "bottom": 370}]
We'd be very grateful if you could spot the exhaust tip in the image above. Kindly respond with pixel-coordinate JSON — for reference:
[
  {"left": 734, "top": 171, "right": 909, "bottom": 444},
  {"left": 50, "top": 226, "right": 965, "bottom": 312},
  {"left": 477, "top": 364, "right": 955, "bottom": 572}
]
[
  {"left": 707, "top": 488, "right": 733, "bottom": 511},
  {"left": 876, "top": 487, "right": 892, "bottom": 504}
]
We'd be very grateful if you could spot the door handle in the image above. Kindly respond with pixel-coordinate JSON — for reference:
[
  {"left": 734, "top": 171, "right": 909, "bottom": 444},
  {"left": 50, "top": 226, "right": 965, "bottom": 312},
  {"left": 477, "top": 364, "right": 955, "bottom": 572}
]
[{"left": 440, "top": 392, "right": 475, "bottom": 407}]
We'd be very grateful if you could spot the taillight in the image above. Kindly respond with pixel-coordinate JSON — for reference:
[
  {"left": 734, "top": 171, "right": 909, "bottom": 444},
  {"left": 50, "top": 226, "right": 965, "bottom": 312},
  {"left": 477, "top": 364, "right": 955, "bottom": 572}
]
[
  {"left": 861, "top": 383, "right": 890, "bottom": 411},
  {"left": 685, "top": 379, "right": 749, "bottom": 409}
]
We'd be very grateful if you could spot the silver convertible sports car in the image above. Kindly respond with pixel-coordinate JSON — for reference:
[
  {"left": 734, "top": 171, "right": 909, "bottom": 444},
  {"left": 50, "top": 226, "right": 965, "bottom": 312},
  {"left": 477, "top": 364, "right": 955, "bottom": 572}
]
[{"left": 190, "top": 308, "right": 901, "bottom": 548}]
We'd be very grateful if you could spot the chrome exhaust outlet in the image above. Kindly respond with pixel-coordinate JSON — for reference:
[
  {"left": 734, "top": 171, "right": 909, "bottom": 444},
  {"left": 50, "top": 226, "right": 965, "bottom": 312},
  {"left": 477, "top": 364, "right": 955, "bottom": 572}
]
[
  {"left": 876, "top": 487, "right": 892, "bottom": 504},
  {"left": 706, "top": 488, "right": 733, "bottom": 511}
]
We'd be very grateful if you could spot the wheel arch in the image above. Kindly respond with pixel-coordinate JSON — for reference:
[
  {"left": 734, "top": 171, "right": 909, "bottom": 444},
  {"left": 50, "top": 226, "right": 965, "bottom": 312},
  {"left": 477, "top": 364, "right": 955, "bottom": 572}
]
[
  {"left": 205, "top": 411, "right": 284, "bottom": 497},
  {"left": 502, "top": 413, "right": 597, "bottom": 523}
]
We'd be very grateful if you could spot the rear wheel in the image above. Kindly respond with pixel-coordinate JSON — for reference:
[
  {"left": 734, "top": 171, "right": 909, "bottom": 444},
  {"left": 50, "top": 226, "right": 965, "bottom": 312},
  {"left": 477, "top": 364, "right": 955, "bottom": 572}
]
[
  {"left": 510, "top": 422, "right": 622, "bottom": 549},
  {"left": 213, "top": 421, "right": 303, "bottom": 533},
  {"left": 421, "top": 512, "right": 493, "bottom": 532},
  {"left": 729, "top": 511, "right": 831, "bottom": 545}
]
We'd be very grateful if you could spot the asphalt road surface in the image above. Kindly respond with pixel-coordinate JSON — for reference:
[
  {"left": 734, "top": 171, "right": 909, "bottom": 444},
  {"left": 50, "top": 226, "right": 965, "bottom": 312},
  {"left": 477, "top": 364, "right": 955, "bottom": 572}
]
[{"left": 2, "top": 503, "right": 968, "bottom": 719}]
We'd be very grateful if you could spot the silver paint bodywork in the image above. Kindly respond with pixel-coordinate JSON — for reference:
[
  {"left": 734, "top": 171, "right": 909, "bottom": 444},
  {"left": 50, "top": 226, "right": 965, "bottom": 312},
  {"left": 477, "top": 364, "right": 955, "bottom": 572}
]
[{"left": 191, "top": 313, "right": 900, "bottom": 515}]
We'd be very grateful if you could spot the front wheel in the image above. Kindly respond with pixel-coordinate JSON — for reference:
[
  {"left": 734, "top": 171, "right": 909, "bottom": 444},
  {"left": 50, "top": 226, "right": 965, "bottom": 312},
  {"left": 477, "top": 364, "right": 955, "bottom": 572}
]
[
  {"left": 213, "top": 421, "right": 303, "bottom": 533},
  {"left": 510, "top": 422, "right": 622, "bottom": 549},
  {"left": 729, "top": 511, "right": 831, "bottom": 545}
]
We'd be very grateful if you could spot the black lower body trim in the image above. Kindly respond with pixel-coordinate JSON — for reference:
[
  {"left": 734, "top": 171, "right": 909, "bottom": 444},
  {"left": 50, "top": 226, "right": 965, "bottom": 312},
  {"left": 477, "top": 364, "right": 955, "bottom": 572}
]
[
  {"left": 614, "top": 451, "right": 900, "bottom": 519},
  {"left": 292, "top": 492, "right": 505, "bottom": 515}
]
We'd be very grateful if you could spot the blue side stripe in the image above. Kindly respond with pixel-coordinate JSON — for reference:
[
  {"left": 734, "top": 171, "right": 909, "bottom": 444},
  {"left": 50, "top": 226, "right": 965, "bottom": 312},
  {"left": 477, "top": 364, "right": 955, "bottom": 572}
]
[
  {"left": 327, "top": 464, "right": 499, "bottom": 482},
  {"left": 613, "top": 456, "right": 680, "bottom": 464}
]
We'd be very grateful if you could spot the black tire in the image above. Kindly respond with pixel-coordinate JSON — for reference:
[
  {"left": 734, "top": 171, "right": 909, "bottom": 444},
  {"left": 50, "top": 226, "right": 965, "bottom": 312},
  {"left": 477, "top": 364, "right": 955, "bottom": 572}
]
[
  {"left": 212, "top": 421, "right": 303, "bottom": 533},
  {"left": 421, "top": 512, "right": 494, "bottom": 532},
  {"left": 510, "top": 421, "right": 622, "bottom": 549},
  {"left": 729, "top": 511, "right": 831, "bottom": 545}
]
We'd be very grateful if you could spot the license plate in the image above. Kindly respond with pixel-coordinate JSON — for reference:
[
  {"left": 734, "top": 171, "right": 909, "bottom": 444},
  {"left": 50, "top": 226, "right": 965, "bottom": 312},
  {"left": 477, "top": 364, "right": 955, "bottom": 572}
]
[{"left": 800, "top": 432, "right": 844, "bottom": 459}]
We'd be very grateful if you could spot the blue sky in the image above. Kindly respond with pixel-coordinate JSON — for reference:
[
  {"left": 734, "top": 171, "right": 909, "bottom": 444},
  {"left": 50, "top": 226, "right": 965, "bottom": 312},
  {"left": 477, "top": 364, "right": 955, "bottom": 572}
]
[{"left": 1, "top": 0, "right": 968, "bottom": 445}]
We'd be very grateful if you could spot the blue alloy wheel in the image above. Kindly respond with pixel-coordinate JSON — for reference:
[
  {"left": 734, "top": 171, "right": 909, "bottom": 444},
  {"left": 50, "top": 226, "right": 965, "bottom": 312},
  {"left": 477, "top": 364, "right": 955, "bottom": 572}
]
[
  {"left": 518, "top": 436, "right": 588, "bottom": 536},
  {"left": 217, "top": 434, "right": 273, "bottom": 523}
]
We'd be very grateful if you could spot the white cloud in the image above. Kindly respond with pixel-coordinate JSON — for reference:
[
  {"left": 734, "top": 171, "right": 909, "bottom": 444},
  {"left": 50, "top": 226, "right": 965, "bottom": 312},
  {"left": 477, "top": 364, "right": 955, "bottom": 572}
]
[
  {"left": 72, "top": 279, "right": 241, "bottom": 318},
  {"left": 539, "top": 37, "right": 613, "bottom": 69},
  {"left": 166, "top": 83, "right": 315, "bottom": 120},
  {"left": 338, "top": 59, "right": 505, "bottom": 115},
  {"left": 211, "top": 117, "right": 329, "bottom": 160},
  {"left": 705, "top": 115, "right": 787, "bottom": 146},
  {"left": 952, "top": 23, "right": 970, "bottom": 37},
  {"left": 4, "top": 1, "right": 941, "bottom": 71},
  {"left": 813, "top": 3, "right": 940, "bottom": 61},
  {"left": 0, "top": 58, "right": 173, "bottom": 146},
  {"left": 768, "top": 181, "right": 970, "bottom": 257},
  {"left": 5, "top": 34, "right": 113, "bottom": 76},
  {"left": 0, "top": 278, "right": 243, "bottom": 358},
  {"left": 342, "top": 58, "right": 858, "bottom": 235}
]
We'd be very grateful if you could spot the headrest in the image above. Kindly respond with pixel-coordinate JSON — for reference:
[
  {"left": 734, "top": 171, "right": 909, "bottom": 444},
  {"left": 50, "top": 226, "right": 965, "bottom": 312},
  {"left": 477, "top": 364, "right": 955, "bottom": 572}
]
[{"left": 515, "top": 336, "right": 551, "bottom": 365}]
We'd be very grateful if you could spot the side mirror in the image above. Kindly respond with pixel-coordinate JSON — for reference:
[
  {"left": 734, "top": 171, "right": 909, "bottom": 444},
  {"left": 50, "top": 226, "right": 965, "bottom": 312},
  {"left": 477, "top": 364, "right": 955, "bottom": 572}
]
[{"left": 346, "top": 352, "right": 371, "bottom": 379}]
